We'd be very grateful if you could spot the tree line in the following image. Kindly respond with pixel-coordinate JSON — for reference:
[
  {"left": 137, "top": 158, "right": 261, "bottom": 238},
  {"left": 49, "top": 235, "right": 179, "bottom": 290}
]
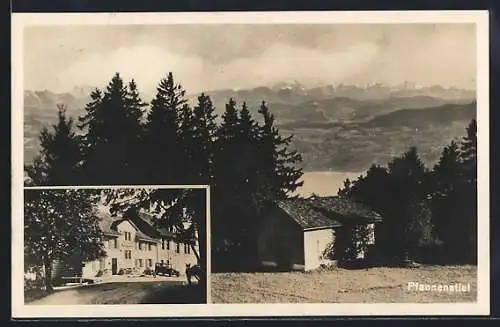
[
  {"left": 24, "top": 72, "right": 304, "bottom": 278},
  {"left": 337, "top": 119, "right": 477, "bottom": 265}
]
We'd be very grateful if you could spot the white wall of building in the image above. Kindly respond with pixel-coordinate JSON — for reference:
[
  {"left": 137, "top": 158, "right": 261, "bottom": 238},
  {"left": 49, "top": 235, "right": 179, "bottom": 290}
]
[
  {"left": 81, "top": 219, "right": 199, "bottom": 278},
  {"left": 303, "top": 228, "right": 335, "bottom": 271}
]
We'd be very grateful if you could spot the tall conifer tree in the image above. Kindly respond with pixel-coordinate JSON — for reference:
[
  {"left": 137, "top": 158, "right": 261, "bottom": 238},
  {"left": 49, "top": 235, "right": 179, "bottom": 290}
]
[
  {"left": 25, "top": 105, "right": 82, "bottom": 186},
  {"left": 257, "top": 101, "right": 303, "bottom": 199},
  {"left": 188, "top": 93, "right": 218, "bottom": 183},
  {"left": 143, "top": 72, "right": 186, "bottom": 184}
]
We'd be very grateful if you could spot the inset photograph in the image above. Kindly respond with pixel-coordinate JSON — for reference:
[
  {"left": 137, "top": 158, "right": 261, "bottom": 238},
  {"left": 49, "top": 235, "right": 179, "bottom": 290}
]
[{"left": 23, "top": 186, "right": 208, "bottom": 305}]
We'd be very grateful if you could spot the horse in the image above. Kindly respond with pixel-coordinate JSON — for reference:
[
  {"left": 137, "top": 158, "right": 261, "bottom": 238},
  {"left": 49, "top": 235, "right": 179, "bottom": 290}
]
[{"left": 185, "top": 263, "right": 201, "bottom": 285}]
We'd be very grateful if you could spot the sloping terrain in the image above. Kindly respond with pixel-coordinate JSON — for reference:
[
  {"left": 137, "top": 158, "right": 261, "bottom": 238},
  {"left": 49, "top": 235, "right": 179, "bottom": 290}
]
[{"left": 212, "top": 265, "right": 477, "bottom": 303}]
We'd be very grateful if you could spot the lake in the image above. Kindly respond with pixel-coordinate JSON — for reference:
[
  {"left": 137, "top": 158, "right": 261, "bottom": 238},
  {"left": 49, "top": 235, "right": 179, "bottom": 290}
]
[{"left": 293, "top": 171, "right": 364, "bottom": 198}]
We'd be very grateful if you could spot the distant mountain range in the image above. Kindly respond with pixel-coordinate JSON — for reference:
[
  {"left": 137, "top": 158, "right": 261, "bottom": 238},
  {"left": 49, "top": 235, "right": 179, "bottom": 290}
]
[
  {"left": 196, "top": 81, "right": 474, "bottom": 116},
  {"left": 23, "top": 82, "right": 477, "bottom": 172}
]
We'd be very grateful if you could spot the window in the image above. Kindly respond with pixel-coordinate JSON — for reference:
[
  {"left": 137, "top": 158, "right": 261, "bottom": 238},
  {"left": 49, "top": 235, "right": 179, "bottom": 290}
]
[
  {"left": 113, "top": 239, "right": 118, "bottom": 248},
  {"left": 139, "top": 259, "right": 143, "bottom": 267},
  {"left": 124, "top": 250, "right": 132, "bottom": 260},
  {"left": 187, "top": 244, "right": 191, "bottom": 254},
  {"left": 162, "top": 239, "right": 165, "bottom": 250},
  {"left": 184, "top": 243, "right": 188, "bottom": 254},
  {"left": 176, "top": 242, "right": 180, "bottom": 253},
  {"left": 124, "top": 232, "right": 131, "bottom": 241},
  {"left": 147, "top": 259, "right": 152, "bottom": 267},
  {"left": 167, "top": 240, "right": 170, "bottom": 250},
  {"left": 148, "top": 243, "right": 152, "bottom": 251},
  {"left": 139, "top": 242, "right": 143, "bottom": 251}
]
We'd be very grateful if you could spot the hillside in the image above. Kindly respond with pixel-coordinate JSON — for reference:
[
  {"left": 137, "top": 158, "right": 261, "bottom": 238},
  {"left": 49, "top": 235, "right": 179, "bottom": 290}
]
[
  {"left": 23, "top": 83, "right": 477, "bottom": 172},
  {"left": 365, "top": 102, "right": 476, "bottom": 128}
]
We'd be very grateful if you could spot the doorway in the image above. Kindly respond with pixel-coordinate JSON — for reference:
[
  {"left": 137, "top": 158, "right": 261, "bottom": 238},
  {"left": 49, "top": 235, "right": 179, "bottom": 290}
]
[{"left": 111, "top": 258, "right": 118, "bottom": 275}]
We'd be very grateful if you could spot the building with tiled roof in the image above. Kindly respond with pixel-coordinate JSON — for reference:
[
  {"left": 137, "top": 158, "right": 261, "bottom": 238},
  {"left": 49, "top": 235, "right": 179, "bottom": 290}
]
[
  {"left": 73, "top": 208, "right": 199, "bottom": 279},
  {"left": 257, "top": 196, "right": 382, "bottom": 271}
]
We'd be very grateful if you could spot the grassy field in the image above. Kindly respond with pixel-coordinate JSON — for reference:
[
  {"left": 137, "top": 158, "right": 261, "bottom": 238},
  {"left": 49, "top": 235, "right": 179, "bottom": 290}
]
[
  {"left": 26, "top": 282, "right": 205, "bottom": 305},
  {"left": 211, "top": 265, "right": 477, "bottom": 303}
]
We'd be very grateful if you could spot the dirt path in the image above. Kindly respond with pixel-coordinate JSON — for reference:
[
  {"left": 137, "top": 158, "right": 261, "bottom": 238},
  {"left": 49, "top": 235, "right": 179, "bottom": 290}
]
[
  {"left": 29, "top": 290, "right": 87, "bottom": 305},
  {"left": 27, "top": 281, "right": 205, "bottom": 305}
]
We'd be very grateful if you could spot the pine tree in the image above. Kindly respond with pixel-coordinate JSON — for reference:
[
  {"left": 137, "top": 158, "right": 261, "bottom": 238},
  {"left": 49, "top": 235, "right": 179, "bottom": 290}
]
[
  {"left": 457, "top": 119, "right": 478, "bottom": 263},
  {"left": 338, "top": 178, "right": 352, "bottom": 196},
  {"left": 125, "top": 79, "right": 148, "bottom": 126},
  {"left": 78, "top": 73, "right": 144, "bottom": 184},
  {"left": 460, "top": 119, "right": 477, "bottom": 184},
  {"left": 387, "top": 147, "right": 434, "bottom": 261},
  {"left": 257, "top": 101, "right": 303, "bottom": 200},
  {"left": 237, "top": 102, "right": 263, "bottom": 209},
  {"left": 213, "top": 98, "right": 240, "bottom": 198},
  {"left": 24, "top": 189, "right": 105, "bottom": 291},
  {"left": 178, "top": 103, "right": 195, "bottom": 182},
  {"left": 211, "top": 98, "right": 243, "bottom": 266},
  {"left": 339, "top": 165, "right": 393, "bottom": 262},
  {"left": 188, "top": 93, "right": 218, "bottom": 183},
  {"left": 343, "top": 149, "right": 436, "bottom": 264},
  {"left": 125, "top": 79, "right": 148, "bottom": 183},
  {"left": 143, "top": 72, "right": 186, "bottom": 184},
  {"left": 429, "top": 119, "right": 478, "bottom": 264},
  {"left": 433, "top": 140, "right": 462, "bottom": 196},
  {"left": 25, "top": 105, "right": 82, "bottom": 186},
  {"left": 430, "top": 140, "right": 462, "bottom": 261}
]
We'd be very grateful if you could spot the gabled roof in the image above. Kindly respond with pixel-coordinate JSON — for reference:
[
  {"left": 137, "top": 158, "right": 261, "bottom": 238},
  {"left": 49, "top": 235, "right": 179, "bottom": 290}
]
[
  {"left": 275, "top": 198, "right": 342, "bottom": 230},
  {"left": 97, "top": 207, "right": 195, "bottom": 243},
  {"left": 97, "top": 212, "right": 122, "bottom": 237},
  {"left": 274, "top": 196, "right": 382, "bottom": 231},
  {"left": 109, "top": 218, "right": 160, "bottom": 243},
  {"left": 133, "top": 225, "right": 161, "bottom": 244},
  {"left": 309, "top": 196, "right": 383, "bottom": 224},
  {"left": 97, "top": 209, "right": 173, "bottom": 241},
  {"left": 136, "top": 211, "right": 176, "bottom": 239}
]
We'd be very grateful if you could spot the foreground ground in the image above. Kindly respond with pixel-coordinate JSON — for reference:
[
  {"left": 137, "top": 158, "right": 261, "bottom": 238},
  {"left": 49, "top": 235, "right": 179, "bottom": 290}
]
[
  {"left": 26, "top": 281, "right": 205, "bottom": 305},
  {"left": 211, "top": 265, "right": 477, "bottom": 303}
]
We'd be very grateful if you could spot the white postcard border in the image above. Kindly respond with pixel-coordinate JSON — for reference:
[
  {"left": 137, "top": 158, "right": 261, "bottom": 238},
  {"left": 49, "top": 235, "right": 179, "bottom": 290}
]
[{"left": 12, "top": 10, "right": 490, "bottom": 318}]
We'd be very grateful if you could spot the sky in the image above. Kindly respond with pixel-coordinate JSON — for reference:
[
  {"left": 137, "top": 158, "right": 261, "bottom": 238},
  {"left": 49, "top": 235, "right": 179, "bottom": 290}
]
[{"left": 24, "top": 24, "right": 477, "bottom": 95}]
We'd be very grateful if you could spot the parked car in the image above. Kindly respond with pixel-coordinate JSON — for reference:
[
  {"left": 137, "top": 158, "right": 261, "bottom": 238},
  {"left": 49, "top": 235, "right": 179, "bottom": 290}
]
[
  {"left": 143, "top": 267, "right": 154, "bottom": 276},
  {"left": 155, "top": 263, "right": 180, "bottom": 277}
]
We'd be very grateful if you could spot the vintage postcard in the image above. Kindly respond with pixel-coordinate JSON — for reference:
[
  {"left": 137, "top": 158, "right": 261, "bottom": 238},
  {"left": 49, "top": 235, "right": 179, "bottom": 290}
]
[{"left": 12, "top": 11, "right": 489, "bottom": 318}]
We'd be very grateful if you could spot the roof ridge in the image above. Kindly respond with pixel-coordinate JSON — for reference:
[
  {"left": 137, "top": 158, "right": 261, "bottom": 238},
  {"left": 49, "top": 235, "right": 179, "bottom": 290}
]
[{"left": 274, "top": 195, "right": 382, "bottom": 230}]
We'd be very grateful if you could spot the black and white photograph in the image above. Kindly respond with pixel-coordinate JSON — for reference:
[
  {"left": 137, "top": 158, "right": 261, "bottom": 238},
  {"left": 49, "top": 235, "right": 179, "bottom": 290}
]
[
  {"left": 23, "top": 186, "right": 208, "bottom": 305},
  {"left": 12, "top": 11, "right": 489, "bottom": 317}
]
